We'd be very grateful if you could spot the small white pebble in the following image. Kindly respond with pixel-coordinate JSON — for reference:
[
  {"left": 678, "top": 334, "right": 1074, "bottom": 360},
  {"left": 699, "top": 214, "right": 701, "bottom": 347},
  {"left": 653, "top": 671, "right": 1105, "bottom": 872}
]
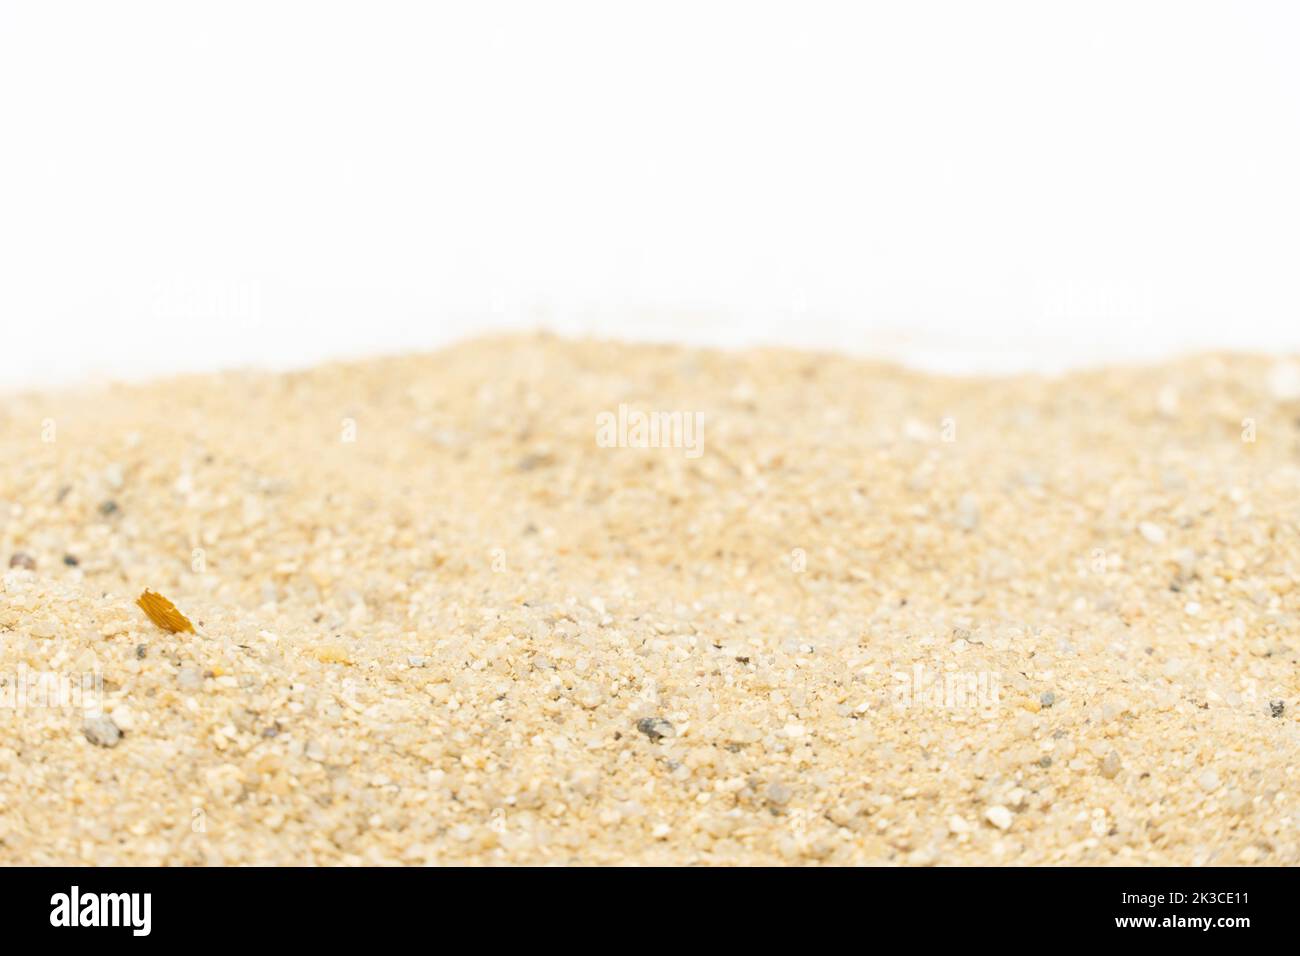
[
  {"left": 984, "top": 805, "right": 1013, "bottom": 831},
  {"left": 1138, "top": 521, "right": 1166, "bottom": 545},
  {"left": 1267, "top": 361, "right": 1300, "bottom": 401},
  {"left": 574, "top": 684, "right": 604, "bottom": 709},
  {"left": 955, "top": 494, "right": 980, "bottom": 532},
  {"left": 1156, "top": 385, "right": 1180, "bottom": 417},
  {"left": 109, "top": 705, "right": 135, "bottom": 732},
  {"left": 1099, "top": 751, "right": 1121, "bottom": 779}
]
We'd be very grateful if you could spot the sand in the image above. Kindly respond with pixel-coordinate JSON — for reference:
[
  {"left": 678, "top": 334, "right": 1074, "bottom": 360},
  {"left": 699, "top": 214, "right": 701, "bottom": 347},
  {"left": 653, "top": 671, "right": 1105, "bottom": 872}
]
[{"left": 1, "top": 334, "right": 1297, "bottom": 865}]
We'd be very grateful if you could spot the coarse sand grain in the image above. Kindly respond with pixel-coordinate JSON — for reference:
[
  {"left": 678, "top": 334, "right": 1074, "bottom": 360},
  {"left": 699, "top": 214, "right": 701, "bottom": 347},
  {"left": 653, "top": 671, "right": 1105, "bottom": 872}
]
[{"left": 1, "top": 334, "right": 1298, "bottom": 865}]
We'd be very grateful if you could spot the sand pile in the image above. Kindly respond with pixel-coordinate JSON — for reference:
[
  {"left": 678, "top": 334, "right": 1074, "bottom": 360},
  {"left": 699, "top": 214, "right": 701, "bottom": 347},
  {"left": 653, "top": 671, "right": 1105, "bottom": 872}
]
[{"left": 1, "top": 334, "right": 1298, "bottom": 864}]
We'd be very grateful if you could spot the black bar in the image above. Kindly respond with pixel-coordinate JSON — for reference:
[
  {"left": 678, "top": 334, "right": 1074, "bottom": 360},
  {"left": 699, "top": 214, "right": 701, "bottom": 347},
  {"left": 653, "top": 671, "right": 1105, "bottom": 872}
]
[{"left": 0, "top": 866, "right": 1287, "bottom": 943}]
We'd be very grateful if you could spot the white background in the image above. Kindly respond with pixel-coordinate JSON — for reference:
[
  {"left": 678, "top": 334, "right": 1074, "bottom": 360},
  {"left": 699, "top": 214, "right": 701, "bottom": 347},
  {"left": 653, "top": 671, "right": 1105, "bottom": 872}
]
[{"left": 2, "top": 0, "right": 1298, "bottom": 387}]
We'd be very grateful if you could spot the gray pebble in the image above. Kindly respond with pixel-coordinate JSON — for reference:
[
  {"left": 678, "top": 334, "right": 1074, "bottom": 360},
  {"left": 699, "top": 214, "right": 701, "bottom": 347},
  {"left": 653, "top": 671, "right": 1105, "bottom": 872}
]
[
  {"left": 1270, "top": 700, "right": 1285, "bottom": 718},
  {"left": 517, "top": 452, "right": 555, "bottom": 472},
  {"left": 1040, "top": 691, "right": 1056, "bottom": 708},
  {"left": 766, "top": 781, "right": 793, "bottom": 806},
  {"left": 83, "top": 716, "right": 122, "bottom": 748},
  {"left": 636, "top": 717, "right": 674, "bottom": 742}
]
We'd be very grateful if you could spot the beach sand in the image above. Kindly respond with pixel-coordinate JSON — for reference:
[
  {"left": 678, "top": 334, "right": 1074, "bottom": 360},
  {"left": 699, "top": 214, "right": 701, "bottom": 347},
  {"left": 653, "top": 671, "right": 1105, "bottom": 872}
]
[{"left": 1, "top": 334, "right": 1297, "bottom": 864}]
